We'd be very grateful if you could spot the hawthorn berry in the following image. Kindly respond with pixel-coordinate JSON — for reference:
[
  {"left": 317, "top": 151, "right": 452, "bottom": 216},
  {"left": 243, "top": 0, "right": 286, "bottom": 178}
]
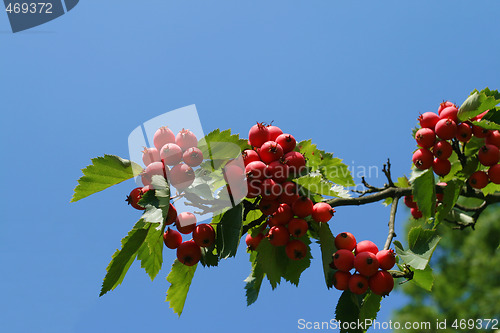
[
  {"left": 176, "top": 212, "right": 197, "bottom": 234},
  {"left": 266, "top": 160, "right": 289, "bottom": 183},
  {"left": 332, "top": 271, "right": 351, "bottom": 291},
  {"left": 246, "top": 179, "right": 262, "bottom": 198},
  {"left": 245, "top": 161, "right": 267, "bottom": 181},
  {"left": 153, "top": 126, "right": 175, "bottom": 151},
  {"left": 418, "top": 112, "right": 440, "bottom": 129},
  {"left": 163, "top": 227, "right": 182, "bottom": 249},
  {"left": 412, "top": 148, "right": 433, "bottom": 170},
  {"left": 355, "top": 240, "right": 379, "bottom": 255},
  {"left": 176, "top": 240, "right": 202, "bottom": 266},
  {"left": 486, "top": 130, "right": 500, "bottom": 148},
  {"left": 142, "top": 147, "right": 160, "bottom": 166},
  {"left": 224, "top": 163, "right": 246, "bottom": 187},
  {"left": 288, "top": 218, "right": 308, "bottom": 237},
  {"left": 160, "top": 143, "right": 183, "bottom": 166},
  {"left": 368, "top": 271, "right": 394, "bottom": 296},
  {"left": 259, "top": 199, "right": 280, "bottom": 216},
  {"left": 349, "top": 274, "right": 369, "bottom": 295},
  {"left": 411, "top": 207, "right": 423, "bottom": 219},
  {"left": 285, "top": 240, "right": 308, "bottom": 260},
  {"left": 126, "top": 187, "right": 145, "bottom": 210},
  {"left": 333, "top": 249, "right": 355, "bottom": 272},
  {"left": 376, "top": 249, "right": 396, "bottom": 270},
  {"left": 433, "top": 158, "right": 451, "bottom": 177},
  {"left": 245, "top": 233, "right": 264, "bottom": 251},
  {"left": 468, "top": 171, "right": 489, "bottom": 189},
  {"left": 278, "top": 181, "right": 300, "bottom": 205},
  {"left": 404, "top": 195, "right": 417, "bottom": 209},
  {"left": 354, "top": 251, "right": 379, "bottom": 277},
  {"left": 334, "top": 232, "right": 357, "bottom": 251},
  {"left": 169, "top": 163, "right": 195, "bottom": 190},
  {"left": 165, "top": 203, "right": 178, "bottom": 225},
  {"left": 183, "top": 147, "right": 204, "bottom": 167},
  {"left": 438, "top": 101, "right": 455, "bottom": 115},
  {"left": 439, "top": 106, "right": 459, "bottom": 123},
  {"left": 415, "top": 128, "right": 436, "bottom": 149},
  {"left": 478, "top": 144, "right": 500, "bottom": 166},
  {"left": 259, "top": 141, "right": 284, "bottom": 164},
  {"left": 311, "top": 202, "right": 335, "bottom": 223},
  {"left": 175, "top": 129, "right": 198, "bottom": 151},
  {"left": 472, "top": 125, "right": 490, "bottom": 138},
  {"left": 248, "top": 123, "right": 270, "bottom": 148},
  {"left": 193, "top": 224, "right": 215, "bottom": 248},
  {"left": 433, "top": 140, "right": 453, "bottom": 160},
  {"left": 456, "top": 123, "right": 472, "bottom": 142},
  {"left": 284, "top": 151, "right": 306, "bottom": 176},
  {"left": 271, "top": 203, "right": 294, "bottom": 226},
  {"left": 268, "top": 225, "right": 290, "bottom": 246},
  {"left": 242, "top": 149, "right": 261, "bottom": 166},
  {"left": 267, "top": 125, "right": 283, "bottom": 141},
  {"left": 261, "top": 178, "right": 281, "bottom": 200},
  {"left": 275, "top": 134, "right": 297, "bottom": 154},
  {"left": 434, "top": 118, "right": 457, "bottom": 140},
  {"left": 141, "top": 161, "right": 168, "bottom": 186},
  {"left": 292, "top": 196, "right": 314, "bottom": 218},
  {"left": 488, "top": 164, "right": 500, "bottom": 184}
]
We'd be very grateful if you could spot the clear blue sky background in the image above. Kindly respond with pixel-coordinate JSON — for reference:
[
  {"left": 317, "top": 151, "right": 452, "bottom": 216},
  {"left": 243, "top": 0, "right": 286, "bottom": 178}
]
[{"left": 1, "top": 1, "right": 499, "bottom": 332}]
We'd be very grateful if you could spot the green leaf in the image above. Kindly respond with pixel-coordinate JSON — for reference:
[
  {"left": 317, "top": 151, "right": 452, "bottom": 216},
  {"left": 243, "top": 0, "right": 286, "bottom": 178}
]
[
  {"left": 255, "top": 237, "right": 287, "bottom": 289},
  {"left": 198, "top": 129, "right": 249, "bottom": 170},
  {"left": 99, "top": 221, "right": 149, "bottom": 296},
  {"left": 136, "top": 224, "right": 164, "bottom": 280},
  {"left": 395, "top": 176, "right": 410, "bottom": 188},
  {"left": 435, "top": 179, "right": 463, "bottom": 226},
  {"left": 200, "top": 246, "right": 219, "bottom": 267},
  {"left": 393, "top": 227, "right": 441, "bottom": 270},
  {"left": 410, "top": 168, "right": 436, "bottom": 218},
  {"left": 317, "top": 223, "right": 337, "bottom": 288},
  {"left": 71, "top": 155, "right": 143, "bottom": 202},
  {"left": 166, "top": 260, "right": 197, "bottom": 317},
  {"left": 283, "top": 235, "right": 312, "bottom": 286},
  {"left": 295, "top": 175, "right": 340, "bottom": 197},
  {"left": 411, "top": 264, "right": 434, "bottom": 291},
  {"left": 471, "top": 120, "right": 500, "bottom": 130},
  {"left": 335, "top": 291, "right": 361, "bottom": 333},
  {"left": 481, "top": 182, "right": 500, "bottom": 195},
  {"left": 359, "top": 292, "right": 383, "bottom": 332},
  {"left": 244, "top": 251, "right": 264, "bottom": 306},
  {"left": 214, "top": 204, "right": 243, "bottom": 259},
  {"left": 458, "top": 89, "right": 500, "bottom": 122}
]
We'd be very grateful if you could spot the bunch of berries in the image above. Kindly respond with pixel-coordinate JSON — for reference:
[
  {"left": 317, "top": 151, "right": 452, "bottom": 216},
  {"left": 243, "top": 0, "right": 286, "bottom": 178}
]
[
  {"left": 242, "top": 123, "right": 336, "bottom": 260},
  {"left": 412, "top": 102, "right": 500, "bottom": 188},
  {"left": 330, "top": 232, "right": 395, "bottom": 296},
  {"left": 403, "top": 184, "right": 445, "bottom": 219}
]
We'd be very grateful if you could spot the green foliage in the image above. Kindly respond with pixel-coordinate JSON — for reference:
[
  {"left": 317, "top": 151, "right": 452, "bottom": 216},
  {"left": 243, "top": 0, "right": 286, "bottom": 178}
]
[
  {"left": 295, "top": 175, "right": 343, "bottom": 197},
  {"left": 358, "top": 292, "right": 383, "bottom": 332},
  {"left": 137, "top": 224, "right": 164, "bottom": 280},
  {"left": 435, "top": 179, "right": 463, "bottom": 226},
  {"left": 411, "top": 264, "right": 434, "bottom": 291},
  {"left": 71, "top": 155, "right": 143, "bottom": 202},
  {"left": 410, "top": 168, "right": 436, "bottom": 219},
  {"left": 335, "top": 291, "right": 382, "bottom": 333},
  {"left": 393, "top": 227, "right": 441, "bottom": 270},
  {"left": 457, "top": 88, "right": 500, "bottom": 122},
  {"left": 244, "top": 251, "right": 264, "bottom": 306},
  {"left": 166, "top": 260, "right": 197, "bottom": 317},
  {"left": 99, "top": 221, "right": 150, "bottom": 296},
  {"left": 198, "top": 128, "right": 249, "bottom": 170},
  {"left": 213, "top": 204, "right": 243, "bottom": 259},
  {"left": 315, "top": 222, "right": 337, "bottom": 289}
]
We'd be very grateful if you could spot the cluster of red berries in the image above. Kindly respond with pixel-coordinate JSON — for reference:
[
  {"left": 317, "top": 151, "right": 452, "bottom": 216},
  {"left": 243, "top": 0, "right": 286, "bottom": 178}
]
[
  {"left": 403, "top": 185, "right": 445, "bottom": 219},
  {"left": 413, "top": 102, "right": 500, "bottom": 188},
  {"left": 242, "top": 123, "right": 336, "bottom": 260},
  {"left": 330, "top": 232, "right": 395, "bottom": 296}
]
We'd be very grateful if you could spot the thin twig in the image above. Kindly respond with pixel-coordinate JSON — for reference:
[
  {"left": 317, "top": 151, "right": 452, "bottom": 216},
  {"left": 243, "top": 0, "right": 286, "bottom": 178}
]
[
  {"left": 382, "top": 158, "right": 395, "bottom": 188},
  {"left": 384, "top": 196, "right": 399, "bottom": 250}
]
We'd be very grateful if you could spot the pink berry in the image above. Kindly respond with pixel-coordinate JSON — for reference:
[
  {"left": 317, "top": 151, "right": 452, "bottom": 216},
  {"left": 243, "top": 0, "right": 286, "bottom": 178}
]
[
  {"left": 183, "top": 147, "right": 204, "bottom": 167},
  {"left": 142, "top": 147, "right": 160, "bottom": 166},
  {"left": 160, "top": 143, "right": 183, "bottom": 166},
  {"left": 141, "top": 161, "right": 168, "bottom": 186},
  {"left": 169, "top": 163, "right": 195, "bottom": 190},
  {"left": 153, "top": 126, "right": 175, "bottom": 151},
  {"left": 175, "top": 129, "right": 198, "bottom": 151}
]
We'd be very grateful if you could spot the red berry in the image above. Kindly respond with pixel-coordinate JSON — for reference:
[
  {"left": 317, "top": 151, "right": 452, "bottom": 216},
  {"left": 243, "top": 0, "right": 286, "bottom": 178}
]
[
  {"left": 278, "top": 181, "right": 299, "bottom": 205},
  {"left": 242, "top": 149, "right": 261, "bottom": 166},
  {"left": 163, "top": 227, "right": 182, "bottom": 249},
  {"left": 418, "top": 112, "right": 440, "bottom": 129},
  {"left": 486, "top": 130, "right": 500, "bottom": 148},
  {"left": 368, "top": 271, "right": 394, "bottom": 296},
  {"left": 245, "top": 161, "right": 267, "bottom": 181},
  {"left": 478, "top": 144, "right": 500, "bottom": 166},
  {"left": 404, "top": 195, "right": 417, "bottom": 209},
  {"left": 266, "top": 160, "right": 289, "bottom": 183},
  {"left": 268, "top": 225, "right": 290, "bottom": 246},
  {"left": 176, "top": 240, "right": 201, "bottom": 266},
  {"left": 160, "top": 143, "right": 183, "bottom": 166},
  {"left": 175, "top": 129, "right": 198, "bottom": 151},
  {"left": 285, "top": 239, "right": 308, "bottom": 260},
  {"left": 354, "top": 251, "right": 379, "bottom": 277},
  {"left": 245, "top": 233, "right": 264, "bottom": 251},
  {"left": 126, "top": 187, "right": 145, "bottom": 210},
  {"left": 412, "top": 148, "right": 433, "bottom": 170},
  {"left": 182, "top": 147, "right": 203, "bottom": 167},
  {"left": 415, "top": 128, "right": 436, "bottom": 149},
  {"left": 349, "top": 274, "right": 369, "bottom": 295},
  {"left": 259, "top": 199, "right": 280, "bottom": 215},
  {"left": 435, "top": 118, "right": 457, "bottom": 140},
  {"left": 193, "top": 224, "right": 215, "bottom": 248},
  {"left": 224, "top": 163, "right": 246, "bottom": 187},
  {"left": 311, "top": 202, "right": 335, "bottom": 223},
  {"left": 468, "top": 171, "right": 489, "bottom": 189},
  {"left": 176, "top": 212, "right": 197, "bottom": 234},
  {"left": 246, "top": 179, "right": 262, "bottom": 198},
  {"left": 456, "top": 123, "right": 473, "bottom": 142},
  {"left": 169, "top": 163, "right": 195, "bottom": 190},
  {"left": 248, "top": 123, "right": 270, "bottom": 148},
  {"left": 433, "top": 158, "right": 451, "bottom": 177},
  {"left": 275, "top": 134, "right": 297, "bottom": 154},
  {"left": 433, "top": 140, "right": 453, "bottom": 160},
  {"left": 261, "top": 178, "right": 281, "bottom": 200},
  {"left": 284, "top": 151, "right": 306, "bottom": 176},
  {"left": 332, "top": 271, "right": 351, "bottom": 291},
  {"left": 333, "top": 249, "right": 355, "bottom": 272},
  {"left": 488, "top": 164, "right": 500, "bottom": 184},
  {"left": 165, "top": 203, "right": 178, "bottom": 225},
  {"left": 334, "top": 232, "right": 357, "bottom": 251},
  {"left": 376, "top": 249, "right": 396, "bottom": 270},
  {"left": 153, "top": 126, "right": 175, "bottom": 151},
  {"left": 292, "top": 196, "right": 314, "bottom": 218},
  {"left": 355, "top": 240, "right": 379, "bottom": 255},
  {"left": 142, "top": 147, "right": 160, "bottom": 166},
  {"left": 267, "top": 125, "right": 283, "bottom": 141},
  {"left": 439, "top": 106, "right": 459, "bottom": 123},
  {"left": 472, "top": 124, "right": 490, "bottom": 138},
  {"left": 288, "top": 218, "right": 308, "bottom": 237},
  {"left": 438, "top": 101, "right": 455, "bottom": 115},
  {"left": 259, "top": 141, "right": 284, "bottom": 164},
  {"left": 141, "top": 161, "right": 168, "bottom": 186},
  {"left": 271, "top": 203, "right": 293, "bottom": 226},
  {"left": 411, "top": 207, "right": 423, "bottom": 219}
]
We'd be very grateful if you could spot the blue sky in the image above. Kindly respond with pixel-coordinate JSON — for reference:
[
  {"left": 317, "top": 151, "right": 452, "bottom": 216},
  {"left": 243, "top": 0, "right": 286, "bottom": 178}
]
[{"left": 1, "top": 1, "right": 499, "bottom": 332}]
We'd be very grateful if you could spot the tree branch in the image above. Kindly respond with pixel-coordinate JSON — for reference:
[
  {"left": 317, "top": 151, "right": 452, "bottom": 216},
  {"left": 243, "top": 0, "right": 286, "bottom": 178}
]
[{"left": 384, "top": 196, "right": 399, "bottom": 250}]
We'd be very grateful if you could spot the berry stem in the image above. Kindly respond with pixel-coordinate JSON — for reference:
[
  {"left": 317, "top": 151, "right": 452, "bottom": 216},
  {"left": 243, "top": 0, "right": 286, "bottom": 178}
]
[{"left": 383, "top": 196, "right": 399, "bottom": 250}]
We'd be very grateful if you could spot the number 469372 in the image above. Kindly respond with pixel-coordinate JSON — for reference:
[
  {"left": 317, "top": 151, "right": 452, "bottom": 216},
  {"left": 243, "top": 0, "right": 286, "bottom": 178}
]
[{"left": 5, "top": 2, "right": 53, "bottom": 14}]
